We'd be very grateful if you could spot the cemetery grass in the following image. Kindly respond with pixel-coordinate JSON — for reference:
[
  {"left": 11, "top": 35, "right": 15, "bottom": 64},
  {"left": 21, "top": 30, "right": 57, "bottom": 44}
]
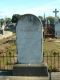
[
  {"left": 43, "top": 38, "right": 60, "bottom": 55},
  {"left": 0, "top": 34, "right": 17, "bottom": 70}
]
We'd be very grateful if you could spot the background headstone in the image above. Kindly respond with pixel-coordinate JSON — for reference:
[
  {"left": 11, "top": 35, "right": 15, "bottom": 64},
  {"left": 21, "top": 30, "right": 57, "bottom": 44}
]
[
  {"left": 16, "top": 14, "right": 43, "bottom": 64},
  {"left": 55, "top": 21, "right": 60, "bottom": 38},
  {"left": 0, "top": 22, "right": 6, "bottom": 35}
]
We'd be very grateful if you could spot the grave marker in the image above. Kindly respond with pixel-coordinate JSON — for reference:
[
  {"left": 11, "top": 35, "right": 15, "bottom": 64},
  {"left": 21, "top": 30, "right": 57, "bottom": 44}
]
[
  {"left": 16, "top": 14, "right": 43, "bottom": 64},
  {"left": 55, "top": 21, "right": 60, "bottom": 38},
  {"left": 13, "top": 14, "right": 48, "bottom": 77}
]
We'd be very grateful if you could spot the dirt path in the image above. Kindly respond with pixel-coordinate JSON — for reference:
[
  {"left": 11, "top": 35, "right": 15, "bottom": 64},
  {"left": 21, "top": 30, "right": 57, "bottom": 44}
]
[
  {"left": 0, "top": 32, "right": 16, "bottom": 54},
  {"left": 0, "top": 31, "right": 16, "bottom": 45},
  {"left": 0, "top": 72, "right": 60, "bottom": 80},
  {"left": 0, "top": 31, "right": 13, "bottom": 40}
]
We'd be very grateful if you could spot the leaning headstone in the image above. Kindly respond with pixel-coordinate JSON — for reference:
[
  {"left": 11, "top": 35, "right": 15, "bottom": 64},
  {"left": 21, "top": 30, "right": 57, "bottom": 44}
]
[{"left": 13, "top": 14, "right": 48, "bottom": 78}]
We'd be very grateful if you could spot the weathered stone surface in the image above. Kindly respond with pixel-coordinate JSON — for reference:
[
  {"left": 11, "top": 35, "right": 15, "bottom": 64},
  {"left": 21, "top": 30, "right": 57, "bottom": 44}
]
[{"left": 16, "top": 14, "right": 43, "bottom": 64}]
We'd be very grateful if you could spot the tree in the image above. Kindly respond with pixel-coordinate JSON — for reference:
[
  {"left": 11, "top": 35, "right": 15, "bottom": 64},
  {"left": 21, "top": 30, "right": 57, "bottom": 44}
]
[
  {"left": 5, "top": 18, "right": 11, "bottom": 24},
  {"left": 47, "top": 16, "right": 55, "bottom": 24},
  {"left": 0, "top": 19, "right": 4, "bottom": 27},
  {"left": 11, "top": 14, "right": 21, "bottom": 23},
  {"left": 46, "top": 16, "right": 55, "bottom": 37}
]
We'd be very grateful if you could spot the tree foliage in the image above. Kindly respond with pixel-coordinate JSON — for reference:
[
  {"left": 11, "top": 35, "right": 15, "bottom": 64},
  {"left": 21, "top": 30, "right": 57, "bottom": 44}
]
[
  {"left": 47, "top": 16, "right": 55, "bottom": 24},
  {"left": 0, "top": 19, "right": 4, "bottom": 27},
  {"left": 5, "top": 18, "right": 11, "bottom": 24},
  {"left": 44, "top": 16, "right": 55, "bottom": 37}
]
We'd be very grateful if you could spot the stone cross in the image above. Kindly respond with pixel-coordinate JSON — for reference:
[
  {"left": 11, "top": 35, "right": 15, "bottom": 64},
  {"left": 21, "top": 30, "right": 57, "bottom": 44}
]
[
  {"left": 16, "top": 14, "right": 43, "bottom": 64},
  {"left": 53, "top": 9, "right": 59, "bottom": 17}
]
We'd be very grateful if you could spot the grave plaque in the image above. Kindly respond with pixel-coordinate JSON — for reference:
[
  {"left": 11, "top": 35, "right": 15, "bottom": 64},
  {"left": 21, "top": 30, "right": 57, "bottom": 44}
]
[{"left": 16, "top": 14, "right": 43, "bottom": 64}]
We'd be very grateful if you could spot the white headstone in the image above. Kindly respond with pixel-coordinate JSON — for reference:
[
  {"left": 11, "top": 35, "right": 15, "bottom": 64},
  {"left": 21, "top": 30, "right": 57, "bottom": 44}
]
[
  {"left": 1, "top": 22, "right": 6, "bottom": 35},
  {"left": 1, "top": 24, "right": 5, "bottom": 30},
  {"left": 16, "top": 14, "right": 43, "bottom": 64}
]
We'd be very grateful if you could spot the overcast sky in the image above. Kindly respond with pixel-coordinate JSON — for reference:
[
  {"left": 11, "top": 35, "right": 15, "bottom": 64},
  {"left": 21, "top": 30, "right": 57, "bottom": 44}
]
[{"left": 0, "top": 0, "right": 60, "bottom": 18}]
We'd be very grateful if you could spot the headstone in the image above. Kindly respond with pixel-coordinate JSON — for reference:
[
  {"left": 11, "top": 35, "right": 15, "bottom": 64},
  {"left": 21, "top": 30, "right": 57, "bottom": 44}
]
[
  {"left": 55, "top": 21, "right": 60, "bottom": 38},
  {"left": 13, "top": 14, "right": 48, "bottom": 77},
  {"left": 16, "top": 14, "right": 43, "bottom": 64},
  {"left": 1, "top": 23, "right": 5, "bottom": 35},
  {"left": 0, "top": 22, "right": 6, "bottom": 35}
]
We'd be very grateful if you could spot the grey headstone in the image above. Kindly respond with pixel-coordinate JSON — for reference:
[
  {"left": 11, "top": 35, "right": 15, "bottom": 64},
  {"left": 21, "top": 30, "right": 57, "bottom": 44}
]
[
  {"left": 55, "top": 21, "right": 60, "bottom": 38},
  {"left": 16, "top": 14, "right": 43, "bottom": 64},
  {"left": 13, "top": 14, "right": 48, "bottom": 76}
]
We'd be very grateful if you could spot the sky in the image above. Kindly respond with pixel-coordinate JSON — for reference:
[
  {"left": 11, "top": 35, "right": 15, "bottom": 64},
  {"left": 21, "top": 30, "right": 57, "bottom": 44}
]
[{"left": 0, "top": 0, "right": 60, "bottom": 19}]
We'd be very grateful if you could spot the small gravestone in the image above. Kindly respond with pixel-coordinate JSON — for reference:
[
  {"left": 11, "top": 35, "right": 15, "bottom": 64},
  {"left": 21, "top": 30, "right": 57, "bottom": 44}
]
[
  {"left": 55, "top": 21, "right": 60, "bottom": 38},
  {"left": 13, "top": 14, "right": 48, "bottom": 78},
  {"left": 0, "top": 22, "right": 6, "bottom": 35}
]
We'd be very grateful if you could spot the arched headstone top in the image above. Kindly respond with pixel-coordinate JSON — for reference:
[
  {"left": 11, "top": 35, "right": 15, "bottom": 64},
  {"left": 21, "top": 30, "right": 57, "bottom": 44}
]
[
  {"left": 17, "top": 14, "right": 42, "bottom": 30},
  {"left": 16, "top": 14, "right": 42, "bottom": 32},
  {"left": 18, "top": 14, "right": 42, "bottom": 23}
]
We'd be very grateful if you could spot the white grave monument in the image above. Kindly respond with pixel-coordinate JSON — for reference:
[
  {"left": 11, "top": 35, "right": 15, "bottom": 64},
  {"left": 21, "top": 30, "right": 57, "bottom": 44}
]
[
  {"left": 13, "top": 14, "right": 48, "bottom": 77},
  {"left": 0, "top": 22, "right": 6, "bottom": 35}
]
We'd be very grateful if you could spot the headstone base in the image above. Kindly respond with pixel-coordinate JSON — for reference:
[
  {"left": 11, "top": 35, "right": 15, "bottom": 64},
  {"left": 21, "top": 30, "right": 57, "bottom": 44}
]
[{"left": 13, "top": 63, "right": 48, "bottom": 76}]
